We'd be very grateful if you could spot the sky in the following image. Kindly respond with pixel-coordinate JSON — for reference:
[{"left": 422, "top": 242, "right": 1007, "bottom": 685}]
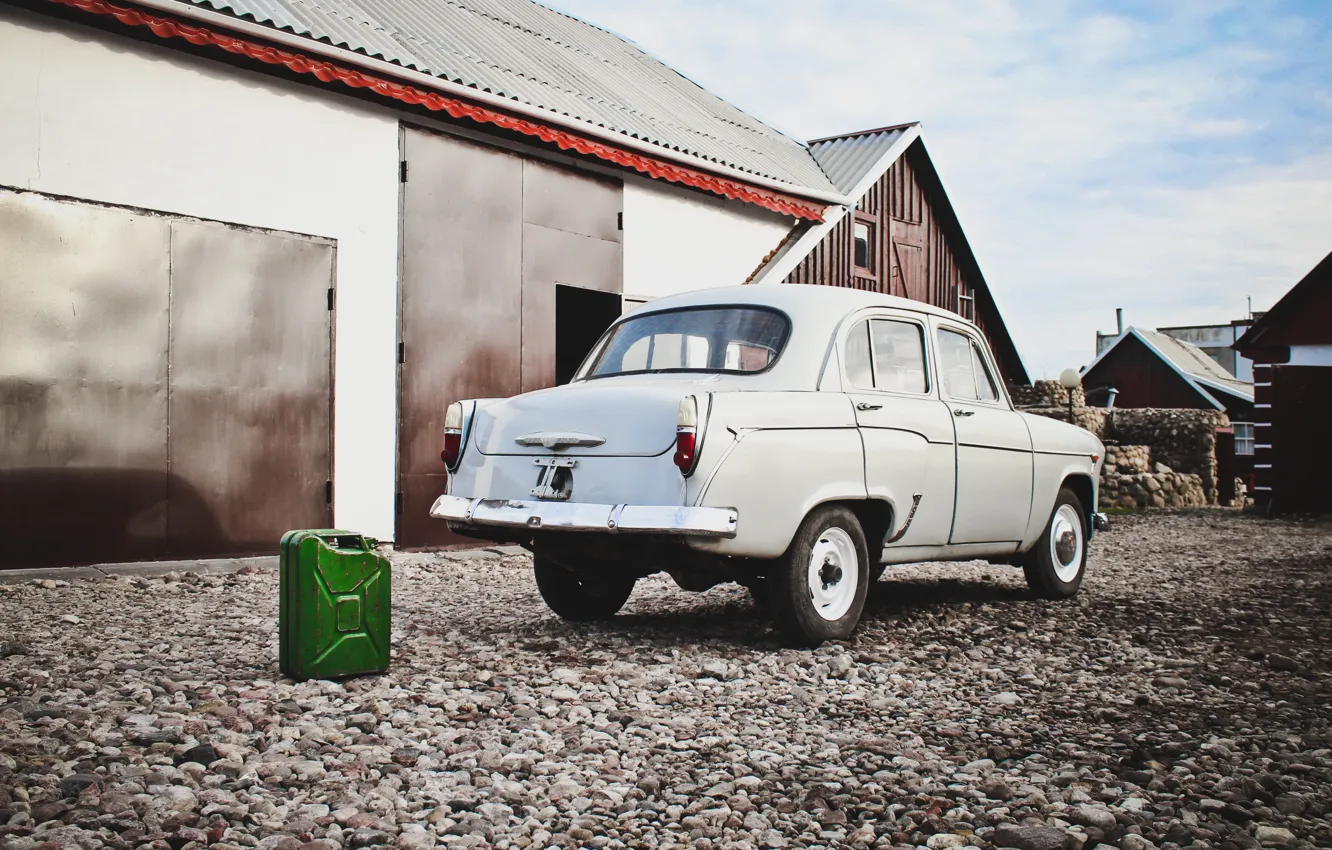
[{"left": 545, "top": 0, "right": 1332, "bottom": 378}]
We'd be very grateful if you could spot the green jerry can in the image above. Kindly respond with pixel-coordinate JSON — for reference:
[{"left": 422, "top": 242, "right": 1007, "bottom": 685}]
[{"left": 279, "top": 530, "right": 391, "bottom": 681}]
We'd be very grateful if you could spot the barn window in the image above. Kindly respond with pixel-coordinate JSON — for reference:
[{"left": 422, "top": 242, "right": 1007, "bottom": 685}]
[
  {"left": 955, "top": 285, "right": 975, "bottom": 321},
  {"left": 853, "top": 221, "right": 873, "bottom": 272}
]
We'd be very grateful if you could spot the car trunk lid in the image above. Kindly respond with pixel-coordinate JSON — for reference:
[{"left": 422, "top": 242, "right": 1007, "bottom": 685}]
[{"left": 472, "top": 379, "right": 697, "bottom": 457}]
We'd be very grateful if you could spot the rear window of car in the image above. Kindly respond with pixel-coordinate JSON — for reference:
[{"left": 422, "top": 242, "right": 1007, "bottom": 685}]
[{"left": 582, "top": 307, "right": 790, "bottom": 379}]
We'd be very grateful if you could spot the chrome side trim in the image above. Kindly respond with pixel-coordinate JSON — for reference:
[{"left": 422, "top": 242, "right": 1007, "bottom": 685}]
[{"left": 430, "top": 495, "right": 739, "bottom": 538}]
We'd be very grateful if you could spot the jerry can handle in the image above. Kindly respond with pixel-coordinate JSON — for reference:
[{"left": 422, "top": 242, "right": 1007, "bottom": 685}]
[{"left": 315, "top": 532, "right": 377, "bottom": 552}]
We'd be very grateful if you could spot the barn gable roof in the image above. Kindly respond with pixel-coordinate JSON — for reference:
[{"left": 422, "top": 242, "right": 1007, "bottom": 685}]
[
  {"left": 808, "top": 124, "right": 917, "bottom": 195},
  {"left": 1235, "top": 248, "right": 1332, "bottom": 354},
  {"left": 1084, "top": 327, "right": 1255, "bottom": 411}
]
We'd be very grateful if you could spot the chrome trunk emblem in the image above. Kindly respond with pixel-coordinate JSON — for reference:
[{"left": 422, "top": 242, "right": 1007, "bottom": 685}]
[{"left": 514, "top": 431, "right": 606, "bottom": 449}]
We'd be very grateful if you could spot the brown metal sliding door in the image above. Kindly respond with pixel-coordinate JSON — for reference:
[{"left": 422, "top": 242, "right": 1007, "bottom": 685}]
[
  {"left": 0, "top": 191, "right": 173, "bottom": 567},
  {"left": 0, "top": 188, "right": 333, "bottom": 568},
  {"left": 168, "top": 220, "right": 334, "bottom": 557},
  {"left": 396, "top": 128, "right": 623, "bottom": 548},
  {"left": 397, "top": 129, "right": 525, "bottom": 548}
]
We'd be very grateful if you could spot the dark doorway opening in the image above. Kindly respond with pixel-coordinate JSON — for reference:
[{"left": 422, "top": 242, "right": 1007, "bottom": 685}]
[{"left": 556, "top": 284, "right": 622, "bottom": 384}]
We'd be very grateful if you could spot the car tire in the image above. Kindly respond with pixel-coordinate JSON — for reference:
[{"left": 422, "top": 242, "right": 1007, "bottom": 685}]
[
  {"left": 767, "top": 505, "right": 870, "bottom": 647},
  {"left": 533, "top": 551, "right": 635, "bottom": 621},
  {"left": 1023, "top": 487, "right": 1088, "bottom": 599}
]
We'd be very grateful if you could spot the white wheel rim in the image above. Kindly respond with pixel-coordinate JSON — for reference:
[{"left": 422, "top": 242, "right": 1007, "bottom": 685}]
[
  {"left": 1049, "top": 504, "right": 1084, "bottom": 583},
  {"left": 806, "top": 526, "right": 859, "bottom": 621}
]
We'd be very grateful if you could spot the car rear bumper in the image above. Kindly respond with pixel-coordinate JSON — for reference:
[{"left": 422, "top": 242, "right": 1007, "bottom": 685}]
[{"left": 429, "top": 495, "right": 739, "bottom": 538}]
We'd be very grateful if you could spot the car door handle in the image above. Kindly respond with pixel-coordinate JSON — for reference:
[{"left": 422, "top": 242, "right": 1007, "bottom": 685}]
[
  {"left": 856, "top": 402, "right": 883, "bottom": 411},
  {"left": 953, "top": 408, "right": 975, "bottom": 417}
]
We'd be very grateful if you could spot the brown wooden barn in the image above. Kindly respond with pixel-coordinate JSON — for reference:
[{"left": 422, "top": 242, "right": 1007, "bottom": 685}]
[
  {"left": 749, "top": 124, "right": 1029, "bottom": 384},
  {"left": 1234, "top": 249, "right": 1332, "bottom": 515}
]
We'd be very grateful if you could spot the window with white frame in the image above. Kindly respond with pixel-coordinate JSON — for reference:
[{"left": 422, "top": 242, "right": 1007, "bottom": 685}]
[
  {"left": 1233, "top": 422, "right": 1254, "bottom": 455},
  {"left": 954, "top": 286, "right": 975, "bottom": 321}
]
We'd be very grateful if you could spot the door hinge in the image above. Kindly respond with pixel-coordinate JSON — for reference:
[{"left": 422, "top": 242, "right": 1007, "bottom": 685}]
[
  {"left": 398, "top": 341, "right": 405, "bottom": 364},
  {"left": 395, "top": 491, "right": 404, "bottom": 515},
  {"left": 325, "top": 480, "right": 333, "bottom": 504},
  {"left": 327, "top": 287, "right": 334, "bottom": 311},
  {"left": 400, "top": 160, "right": 409, "bottom": 183},
  {"left": 616, "top": 211, "right": 623, "bottom": 230}
]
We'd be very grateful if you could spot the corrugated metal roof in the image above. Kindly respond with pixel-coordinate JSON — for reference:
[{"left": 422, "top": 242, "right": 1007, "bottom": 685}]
[
  {"left": 808, "top": 125, "right": 913, "bottom": 194},
  {"left": 176, "top": 0, "right": 838, "bottom": 193},
  {"left": 1135, "top": 328, "right": 1255, "bottom": 401}
]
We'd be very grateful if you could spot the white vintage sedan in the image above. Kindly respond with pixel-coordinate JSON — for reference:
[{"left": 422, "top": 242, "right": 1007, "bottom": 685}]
[{"left": 431, "top": 285, "right": 1107, "bottom": 646}]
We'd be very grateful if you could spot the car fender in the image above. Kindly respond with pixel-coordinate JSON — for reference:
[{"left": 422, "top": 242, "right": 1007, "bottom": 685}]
[
  {"left": 1022, "top": 453, "right": 1101, "bottom": 550},
  {"left": 688, "top": 426, "right": 867, "bottom": 558}
]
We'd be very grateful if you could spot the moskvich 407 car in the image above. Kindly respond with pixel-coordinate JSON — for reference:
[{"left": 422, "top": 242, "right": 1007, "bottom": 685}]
[{"left": 432, "top": 285, "right": 1107, "bottom": 646}]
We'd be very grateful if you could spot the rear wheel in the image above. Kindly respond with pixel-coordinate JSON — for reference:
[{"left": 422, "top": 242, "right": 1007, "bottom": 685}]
[
  {"left": 1023, "top": 487, "right": 1088, "bottom": 599},
  {"left": 533, "top": 551, "right": 635, "bottom": 621},
  {"left": 767, "top": 505, "right": 870, "bottom": 647}
]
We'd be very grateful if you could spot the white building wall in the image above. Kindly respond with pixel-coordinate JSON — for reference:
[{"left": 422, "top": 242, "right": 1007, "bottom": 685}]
[
  {"left": 1288, "top": 345, "right": 1332, "bottom": 367},
  {"left": 621, "top": 176, "right": 794, "bottom": 303},
  {"left": 0, "top": 6, "right": 806, "bottom": 545},
  {"left": 0, "top": 6, "right": 402, "bottom": 540}
]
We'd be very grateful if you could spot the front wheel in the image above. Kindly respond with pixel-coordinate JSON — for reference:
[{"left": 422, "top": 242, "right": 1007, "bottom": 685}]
[
  {"left": 1023, "top": 487, "right": 1088, "bottom": 599},
  {"left": 767, "top": 505, "right": 870, "bottom": 647},
  {"left": 533, "top": 551, "right": 635, "bottom": 621}
]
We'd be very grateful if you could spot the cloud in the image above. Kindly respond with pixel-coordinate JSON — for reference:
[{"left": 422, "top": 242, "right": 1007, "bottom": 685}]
[{"left": 546, "top": 0, "right": 1332, "bottom": 377}]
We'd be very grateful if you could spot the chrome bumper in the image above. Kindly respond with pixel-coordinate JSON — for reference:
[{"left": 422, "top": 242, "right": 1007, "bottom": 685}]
[
  {"left": 429, "top": 495, "right": 739, "bottom": 538},
  {"left": 1092, "top": 512, "right": 1110, "bottom": 533}
]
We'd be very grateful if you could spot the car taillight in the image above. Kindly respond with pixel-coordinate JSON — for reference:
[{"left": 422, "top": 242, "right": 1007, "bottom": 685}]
[
  {"left": 674, "top": 396, "right": 699, "bottom": 476},
  {"left": 441, "top": 401, "right": 464, "bottom": 469}
]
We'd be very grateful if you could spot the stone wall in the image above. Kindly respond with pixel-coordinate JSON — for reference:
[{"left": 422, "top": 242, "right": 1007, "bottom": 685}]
[
  {"left": 1099, "top": 444, "right": 1209, "bottom": 509},
  {"left": 1016, "top": 402, "right": 1230, "bottom": 505},
  {"left": 1104, "top": 444, "right": 1150, "bottom": 474},
  {"left": 1107, "top": 408, "right": 1228, "bottom": 501},
  {"left": 1021, "top": 406, "right": 1111, "bottom": 439},
  {"left": 1009, "top": 379, "right": 1084, "bottom": 409}
]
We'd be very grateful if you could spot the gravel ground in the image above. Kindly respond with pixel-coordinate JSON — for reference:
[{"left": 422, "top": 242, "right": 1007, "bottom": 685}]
[{"left": 1, "top": 510, "right": 1329, "bottom": 850}]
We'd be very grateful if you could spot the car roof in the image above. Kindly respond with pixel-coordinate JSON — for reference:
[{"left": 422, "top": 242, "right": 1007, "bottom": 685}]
[
  {"left": 625, "top": 283, "right": 970, "bottom": 327},
  {"left": 606, "top": 283, "right": 981, "bottom": 390}
]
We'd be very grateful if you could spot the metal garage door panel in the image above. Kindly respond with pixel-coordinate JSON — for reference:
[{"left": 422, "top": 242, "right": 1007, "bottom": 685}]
[
  {"left": 522, "top": 160, "right": 623, "bottom": 242},
  {"left": 521, "top": 223, "right": 623, "bottom": 392},
  {"left": 0, "top": 190, "right": 171, "bottom": 568},
  {"left": 168, "top": 220, "right": 333, "bottom": 557},
  {"left": 398, "top": 128, "right": 524, "bottom": 547}
]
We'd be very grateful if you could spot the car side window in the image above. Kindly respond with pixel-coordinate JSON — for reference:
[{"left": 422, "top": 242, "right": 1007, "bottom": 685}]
[
  {"left": 844, "top": 319, "right": 874, "bottom": 389},
  {"left": 969, "top": 341, "right": 999, "bottom": 403},
  {"left": 936, "top": 329, "right": 977, "bottom": 400},
  {"left": 937, "top": 327, "right": 1002, "bottom": 403},
  {"left": 869, "top": 319, "right": 928, "bottom": 394}
]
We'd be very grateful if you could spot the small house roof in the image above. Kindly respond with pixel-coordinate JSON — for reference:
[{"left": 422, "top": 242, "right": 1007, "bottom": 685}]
[{"left": 1084, "top": 326, "right": 1255, "bottom": 410}]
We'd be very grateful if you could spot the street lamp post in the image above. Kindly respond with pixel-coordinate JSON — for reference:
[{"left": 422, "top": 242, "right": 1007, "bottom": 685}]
[{"left": 1059, "top": 368, "right": 1082, "bottom": 424}]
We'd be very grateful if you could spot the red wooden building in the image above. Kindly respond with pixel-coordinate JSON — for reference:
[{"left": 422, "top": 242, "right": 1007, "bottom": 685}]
[
  {"left": 749, "top": 124, "right": 1029, "bottom": 384},
  {"left": 1234, "top": 249, "right": 1332, "bottom": 515},
  {"left": 1081, "top": 327, "right": 1255, "bottom": 421}
]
